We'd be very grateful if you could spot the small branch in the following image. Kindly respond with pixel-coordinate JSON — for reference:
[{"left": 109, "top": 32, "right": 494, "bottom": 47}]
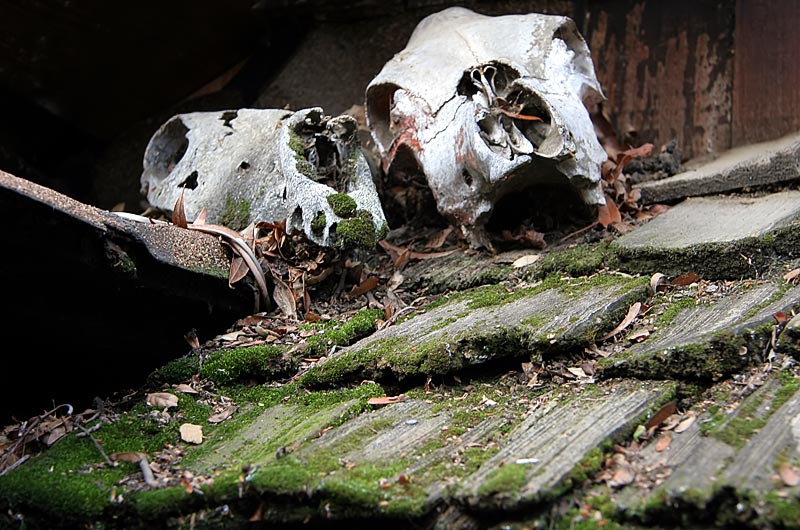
[{"left": 76, "top": 424, "right": 114, "bottom": 467}]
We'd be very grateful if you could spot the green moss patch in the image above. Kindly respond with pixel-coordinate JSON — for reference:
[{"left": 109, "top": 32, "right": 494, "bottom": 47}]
[
  {"left": 337, "top": 210, "right": 377, "bottom": 249},
  {"left": 326, "top": 193, "right": 357, "bottom": 218},
  {"left": 217, "top": 194, "right": 251, "bottom": 231}
]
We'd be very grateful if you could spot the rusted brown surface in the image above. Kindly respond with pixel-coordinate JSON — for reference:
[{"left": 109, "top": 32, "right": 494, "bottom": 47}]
[
  {"left": 584, "top": 0, "right": 735, "bottom": 160},
  {"left": 733, "top": 0, "right": 800, "bottom": 147}
]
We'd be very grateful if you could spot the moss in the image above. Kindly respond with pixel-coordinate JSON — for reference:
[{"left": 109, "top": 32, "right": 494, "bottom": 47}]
[
  {"left": 712, "top": 369, "right": 800, "bottom": 448},
  {"left": 654, "top": 296, "right": 697, "bottom": 327},
  {"left": 199, "top": 345, "right": 293, "bottom": 385},
  {"left": 311, "top": 211, "right": 326, "bottom": 234},
  {"left": 611, "top": 222, "right": 800, "bottom": 280},
  {"left": 326, "top": 193, "right": 357, "bottom": 218},
  {"left": 217, "top": 194, "right": 251, "bottom": 231},
  {"left": 530, "top": 242, "right": 615, "bottom": 279},
  {"left": 762, "top": 491, "right": 800, "bottom": 529},
  {"left": 477, "top": 463, "right": 528, "bottom": 497},
  {"left": 305, "top": 309, "right": 384, "bottom": 357},
  {"left": 377, "top": 222, "right": 389, "bottom": 241},
  {"left": 337, "top": 210, "right": 377, "bottom": 250},
  {"left": 149, "top": 353, "right": 201, "bottom": 385}
]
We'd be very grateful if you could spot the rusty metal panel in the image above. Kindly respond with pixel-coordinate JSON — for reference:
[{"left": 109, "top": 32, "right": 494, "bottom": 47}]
[
  {"left": 583, "top": 0, "right": 734, "bottom": 159},
  {"left": 733, "top": 0, "right": 800, "bottom": 147}
]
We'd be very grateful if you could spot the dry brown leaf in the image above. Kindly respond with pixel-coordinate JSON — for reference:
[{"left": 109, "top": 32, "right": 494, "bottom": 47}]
[
  {"left": 111, "top": 451, "right": 146, "bottom": 463},
  {"left": 774, "top": 312, "right": 789, "bottom": 324},
  {"left": 367, "top": 395, "right": 409, "bottom": 406},
  {"left": 654, "top": 433, "right": 672, "bottom": 452},
  {"left": 424, "top": 226, "right": 454, "bottom": 249},
  {"left": 512, "top": 254, "right": 542, "bottom": 268},
  {"left": 409, "top": 248, "right": 459, "bottom": 260},
  {"left": 175, "top": 383, "right": 198, "bottom": 394},
  {"left": 228, "top": 256, "right": 249, "bottom": 286},
  {"left": 784, "top": 268, "right": 800, "bottom": 282},
  {"left": 304, "top": 311, "right": 321, "bottom": 323},
  {"left": 172, "top": 188, "right": 188, "bottom": 228},
  {"left": 184, "top": 329, "right": 200, "bottom": 350},
  {"left": 649, "top": 273, "right": 667, "bottom": 294},
  {"left": 607, "top": 464, "right": 635, "bottom": 488},
  {"left": 779, "top": 462, "right": 800, "bottom": 487},
  {"left": 627, "top": 328, "right": 650, "bottom": 342},
  {"left": 208, "top": 404, "right": 238, "bottom": 424},
  {"left": 671, "top": 272, "right": 700, "bottom": 287},
  {"left": 194, "top": 208, "right": 208, "bottom": 225},
  {"left": 567, "top": 367, "right": 587, "bottom": 378},
  {"left": 645, "top": 402, "right": 677, "bottom": 430},
  {"left": 674, "top": 411, "right": 697, "bottom": 433},
  {"left": 602, "top": 302, "right": 642, "bottom": 340},
  {"left": 349, "top": 276, "right": 380, "bottom": 297},
  {"left": 146, "top": 392, "right": 179, "bottom": 409},
  {"left": 180, "top": 423, "right": 203, "bottom": 444},
  {"left": 597, "top": 194, "right": 622, "bottom": 227},
  {"left": 273, "top": 276, "right": 297, "bottom": 319}
]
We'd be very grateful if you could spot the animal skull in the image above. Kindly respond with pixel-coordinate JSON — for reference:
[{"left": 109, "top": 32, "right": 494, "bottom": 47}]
[{"left": 366, "top": 7, "right": 607, "bottom": 247}]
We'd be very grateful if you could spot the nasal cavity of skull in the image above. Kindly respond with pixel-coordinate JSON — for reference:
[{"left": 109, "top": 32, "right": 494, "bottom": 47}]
[{"left": 144, "top": 118, "right": 190, "bottom": 182}]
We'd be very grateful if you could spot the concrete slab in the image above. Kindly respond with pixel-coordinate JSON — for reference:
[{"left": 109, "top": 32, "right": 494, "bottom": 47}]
[
  {"left": 635, "top": 131, "right": 800, "bottom": 204},
  {"left": 613, "top": 191, "right": 800, "bottom": 279}
]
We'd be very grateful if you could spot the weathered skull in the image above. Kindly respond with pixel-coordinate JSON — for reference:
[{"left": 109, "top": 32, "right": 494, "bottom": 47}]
[
  {"left": 366, "top": 7, "right": 607, "bottom": 247},
  {"left": 141, "top": 107, "right": 387, "bottom": 250}
]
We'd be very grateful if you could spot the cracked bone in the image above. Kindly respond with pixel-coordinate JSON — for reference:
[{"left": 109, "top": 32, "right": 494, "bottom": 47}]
[
  {"left": 366, "top": 7, "right": 607, "bottom": 247},
  {"left": 141, "top": 107, "right": 387, "bottom": 249}
]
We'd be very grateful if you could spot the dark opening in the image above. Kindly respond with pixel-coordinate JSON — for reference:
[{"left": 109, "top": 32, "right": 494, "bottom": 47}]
[{"left": 180, "top": 170, "right": 199, "bottom": 189}]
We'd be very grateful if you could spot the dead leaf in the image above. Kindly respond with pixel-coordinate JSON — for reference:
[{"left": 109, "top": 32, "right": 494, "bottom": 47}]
[
  {"left": 409, "top": 248, "right": 459, "bottom": 260},
  {"left": 784, "top": 268, "right": 800, "bottom": 282},
  {"left": 654, "top": 433, "right": 672, "bottom": 452},
  {"left": 175, "top": 384, "right": 198, "bottom": 394},
  {"left": 194, "top": 208, "right": 207, "bottom": 225},
  {"left": 673, "top": 411, "right": 697, "bottom": 433},
  {"left": 671, "top": 273, "right": 700, "bottom": 287},
  {"left": 627, "top": 328, "right": 650, "bottom": 342},
  {"left": 146, "top": 392, "right": 179, "bottom": 409},
  {"left": 601, "top": 302, "right": 642, "bottom": 340},
  {"left": 607, "top": 464, "right": 635, "bottom": 488},
  {"left": 273, "top": 276, "right": 297, "bottom": 319},
  {"left": 512, "top": 254, "right": 542, "bottom": 268},
  {"left": 774, "top": 312, "right": 788, "bottom": 325},
  {"left": 172, "top": 188, "right": 188, "bottom": 228},
  {"left": 184, "top": 329, "right": 200, "bottom": 350},
  {"left": 304, "top": 311, "right": 321, "bottom": 323},
  {"left": 597, "top": 194, "right": 622, "bottom": 227},
  {"left": 208, "top": 404, "right": 238, "bottom": 424},
  {"left": 349, "top": 276, "right": 379, "bottom": 297},
  {"left": 779, "top": 462, "right": 800, "bottom": 487},
  {"left": 228, "top": 256, "right": 249, "bottom": 286},
  {"left": 567, "top": 366, "right": 587, "bottom": 378},
  {"left": 424, "top": 226, "right": 453, "bottom": 249},
  {"left": 180, "top": 423, "right": 203, "bottom": 444},
  {"left": 649, "top": 273, "right": 667, "bottom": 294},
  {"left": 110, "top": 451, "right": 146, "bottom": 463},
  {"left": 367, "top": 395, "right": 409, "bottom": 406},
  {"left": 645, "top": 402, "right": 677, "bottom": 430}
]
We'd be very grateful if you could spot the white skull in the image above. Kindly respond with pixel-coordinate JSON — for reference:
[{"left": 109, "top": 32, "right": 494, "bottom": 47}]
[{"left": 366, "top": 7, "right": 607, "bottom": 247}]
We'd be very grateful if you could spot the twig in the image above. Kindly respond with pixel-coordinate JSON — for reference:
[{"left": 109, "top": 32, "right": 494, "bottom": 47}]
[
  {"left": 559, "top": 221, "right": 599, "bottom": 243},
  {"left": 378, "top": 306, "right": 417, "bottom": 330},
  {"left": 139, "top": 456, "right": 158, "bottom": 487},
  {"left": 75, "top": 424, "right": 114, "bottom": 467}
]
